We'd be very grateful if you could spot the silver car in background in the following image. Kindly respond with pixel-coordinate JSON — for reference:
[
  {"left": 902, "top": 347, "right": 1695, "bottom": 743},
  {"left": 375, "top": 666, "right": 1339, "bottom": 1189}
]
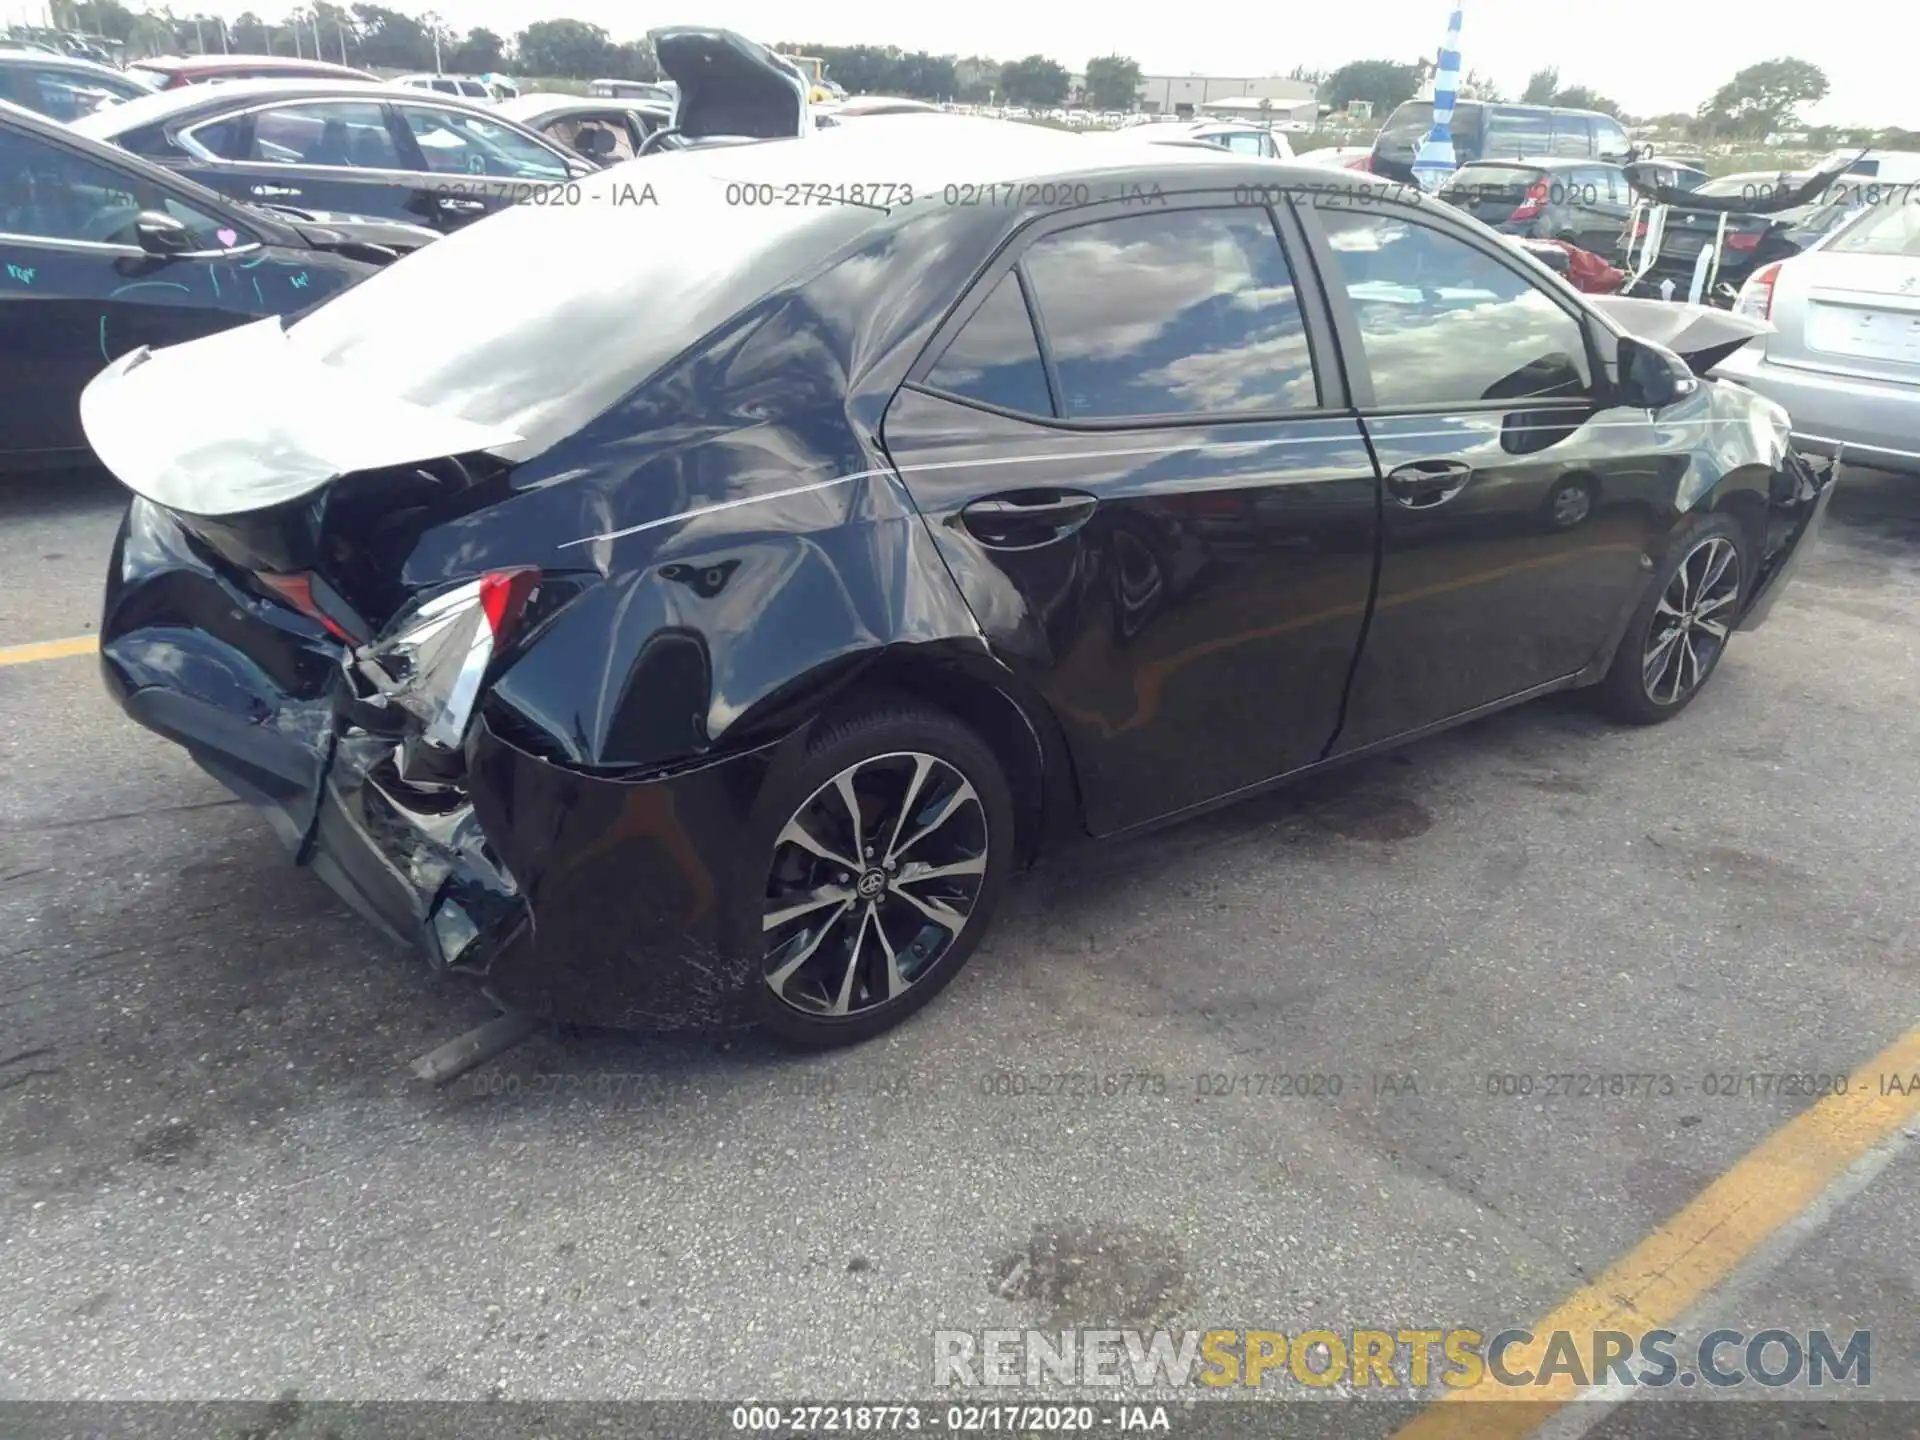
[{"left": 1715, "top": 198, "right": 1920, "bottom": 474}]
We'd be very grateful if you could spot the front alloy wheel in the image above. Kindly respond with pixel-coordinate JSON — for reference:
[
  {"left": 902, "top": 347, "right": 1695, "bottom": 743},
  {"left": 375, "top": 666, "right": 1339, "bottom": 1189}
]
[
  {"left": 762, "top": 751, "right": 989, "bottom": 1018},
  {"left": 1643, "top": 534, "right": 1740, "bottom": 706}
]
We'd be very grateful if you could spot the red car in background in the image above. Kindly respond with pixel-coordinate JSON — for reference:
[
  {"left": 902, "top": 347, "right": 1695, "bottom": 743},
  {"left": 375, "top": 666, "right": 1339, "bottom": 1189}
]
[{"left": 125, "top": 53, "right": 377, "bottom": 89}]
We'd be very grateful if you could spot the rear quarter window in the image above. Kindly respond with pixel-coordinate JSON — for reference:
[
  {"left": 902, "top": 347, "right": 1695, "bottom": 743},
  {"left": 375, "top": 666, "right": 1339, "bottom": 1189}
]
[{"left": 922, "top": 273, "right": 1053, "bottom": 415}]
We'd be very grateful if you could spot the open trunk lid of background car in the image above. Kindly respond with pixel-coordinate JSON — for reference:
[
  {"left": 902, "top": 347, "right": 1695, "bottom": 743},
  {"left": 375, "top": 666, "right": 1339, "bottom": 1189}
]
[{"left": 650, "top": 26, "right": 809, "bottom": 141}]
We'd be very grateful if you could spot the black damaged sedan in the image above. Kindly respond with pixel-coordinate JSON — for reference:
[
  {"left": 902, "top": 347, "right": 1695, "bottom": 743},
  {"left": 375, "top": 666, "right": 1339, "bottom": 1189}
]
[{"left": 86, "top": 118, "right": 1833, "bottom": 1047}]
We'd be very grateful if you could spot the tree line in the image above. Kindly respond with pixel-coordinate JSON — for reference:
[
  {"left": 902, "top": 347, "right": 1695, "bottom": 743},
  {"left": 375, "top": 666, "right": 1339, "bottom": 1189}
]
[{"left": 33, "top": 3, "right": 1897, "bottom": 142}]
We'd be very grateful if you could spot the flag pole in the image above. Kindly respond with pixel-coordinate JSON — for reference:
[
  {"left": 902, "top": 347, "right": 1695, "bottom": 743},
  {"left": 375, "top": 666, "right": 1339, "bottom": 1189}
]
[{"left": 1410, "top": 3, "right": 1463, "bottom": 193}]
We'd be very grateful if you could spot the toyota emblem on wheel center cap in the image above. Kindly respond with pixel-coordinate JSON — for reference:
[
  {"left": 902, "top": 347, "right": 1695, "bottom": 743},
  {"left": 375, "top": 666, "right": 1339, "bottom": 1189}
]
[{"left": 856, "top": 869, "right": 887, "bottom": 899}]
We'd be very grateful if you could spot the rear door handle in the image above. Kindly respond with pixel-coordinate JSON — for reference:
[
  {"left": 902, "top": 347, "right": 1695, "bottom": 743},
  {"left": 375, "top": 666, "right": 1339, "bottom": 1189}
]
[
  {"left": 1386, "top": 460, "right": 1473, "bottom": 508},
  {"left": 435, "top": 196, "right": 486, "bottom": 211},
  {"left": 959, "top": 489, "right": 1099, "bottom": 548}
]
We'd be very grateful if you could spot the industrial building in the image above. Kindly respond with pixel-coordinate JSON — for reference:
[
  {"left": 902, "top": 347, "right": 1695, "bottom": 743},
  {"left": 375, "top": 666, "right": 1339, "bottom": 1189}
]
[{"left": 1067, "top": 71, "right": 1319, "bottom": 120}]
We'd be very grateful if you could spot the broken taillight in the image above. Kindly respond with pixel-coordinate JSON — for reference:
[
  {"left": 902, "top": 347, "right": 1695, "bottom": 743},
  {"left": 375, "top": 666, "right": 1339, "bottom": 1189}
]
[
  {"left": 1509, "top": 178, "right": 1552, "bottom": 223},
  {"left": 350, "top": 568, "right": 540, "bottom": 749},
  {"left": 1735, "top": 261, "right": 1783, "bottom": 321},
  {"left": 254, "top": 571, "right": 363, "bottom": 644}
]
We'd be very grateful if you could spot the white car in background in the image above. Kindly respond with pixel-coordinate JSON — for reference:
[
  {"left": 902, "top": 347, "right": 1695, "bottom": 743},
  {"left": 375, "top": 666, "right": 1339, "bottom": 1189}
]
[
  {"left": 395, "top": 73, "right": 495, "bottom": 101},
  {"left": 1715, "top": 198, "right": 1920, "bottom": 475}
]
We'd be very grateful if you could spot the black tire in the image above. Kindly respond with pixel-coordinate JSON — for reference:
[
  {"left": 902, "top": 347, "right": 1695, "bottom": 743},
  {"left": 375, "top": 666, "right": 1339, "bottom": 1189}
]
[
  {"left": 746, "top": 700, "right": 1014, "bottom": 1049},
  {"left": 1595, "top": 513, "right": 1749, "bottom": 725}
]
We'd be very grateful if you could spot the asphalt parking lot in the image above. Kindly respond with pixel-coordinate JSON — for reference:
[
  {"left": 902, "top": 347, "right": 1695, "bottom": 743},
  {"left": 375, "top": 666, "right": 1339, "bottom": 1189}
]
[{"left": 4, "top": 463, "right": 1920, "bottom": 1433}]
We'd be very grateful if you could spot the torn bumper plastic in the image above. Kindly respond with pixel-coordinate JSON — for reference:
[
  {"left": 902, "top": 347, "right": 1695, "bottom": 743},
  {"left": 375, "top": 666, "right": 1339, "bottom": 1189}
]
[
  {"left": 101, "top": 499, "right": 781, "bottom": 1030},
  {"left": 1739, "top": 448, "right": 1837, "bottom": 633}
]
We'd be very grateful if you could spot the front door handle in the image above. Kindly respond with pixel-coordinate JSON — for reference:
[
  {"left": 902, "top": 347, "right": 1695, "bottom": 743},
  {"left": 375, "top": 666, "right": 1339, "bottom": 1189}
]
[
  {"left": 249, "top": 183, "right": 302, "bottom": 198},
  {"left": 959, "top": 489, "right": 1099, "bottom": 549},
  {"left": 1386, "top": 460, "right": 1473, "bottom": 509}
]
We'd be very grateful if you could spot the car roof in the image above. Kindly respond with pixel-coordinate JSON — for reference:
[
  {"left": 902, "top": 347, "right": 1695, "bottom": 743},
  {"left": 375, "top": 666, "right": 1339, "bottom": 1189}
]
[
  {"left": 131, "top": 52, "right": 369, "bottom": 75},
  {"left": 496, "top": 92, "right": 671, "bottom": 123},
  {"left": 1457, "top": 157, "right": 1616, "bottom": 170},
  {"left": 272, "top": 115, "right": 1334, "bottom": 462},
  {"left": 70, "top": 77, "right": 484, "bottom": 138},
  {"left": 0, "top": 50, "right": 133, "bottom": 78}
]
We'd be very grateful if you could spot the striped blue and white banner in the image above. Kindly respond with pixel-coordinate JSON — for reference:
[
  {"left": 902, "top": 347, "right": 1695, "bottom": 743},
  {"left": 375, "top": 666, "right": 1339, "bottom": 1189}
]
[{"left": 1410, "top": 3, "right": 1464, "bottom": 192}]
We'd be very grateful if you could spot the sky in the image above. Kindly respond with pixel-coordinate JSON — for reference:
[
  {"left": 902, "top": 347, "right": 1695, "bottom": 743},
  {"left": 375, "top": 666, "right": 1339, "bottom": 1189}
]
[{"left": 106, "top": 0, "right": 1920, "bottom": 128}]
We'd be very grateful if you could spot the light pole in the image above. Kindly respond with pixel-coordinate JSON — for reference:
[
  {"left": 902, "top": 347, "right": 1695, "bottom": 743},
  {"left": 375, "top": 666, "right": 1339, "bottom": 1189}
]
[{"left": 421, "top": 9, "right": 443, "bottom": 72}]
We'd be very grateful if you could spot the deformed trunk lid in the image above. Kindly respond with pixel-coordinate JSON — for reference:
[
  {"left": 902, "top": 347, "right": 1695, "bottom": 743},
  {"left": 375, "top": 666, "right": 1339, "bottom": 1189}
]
[{"left": 80, "top": 315, "right": 522, "bottom": 519}]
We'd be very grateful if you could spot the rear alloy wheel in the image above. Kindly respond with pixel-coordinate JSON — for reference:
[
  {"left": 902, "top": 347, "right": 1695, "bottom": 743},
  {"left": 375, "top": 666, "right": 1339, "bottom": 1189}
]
[
  {"left": 1597, "top": 515, "right": 1748, "bottom": 725},
  {"left": 753, "top": 706, "right": 1012, "bottom": 1047}
]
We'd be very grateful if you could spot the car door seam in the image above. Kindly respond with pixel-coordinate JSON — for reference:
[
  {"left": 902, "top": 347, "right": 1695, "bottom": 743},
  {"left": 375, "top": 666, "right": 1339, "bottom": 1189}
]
[{"left": 1321, "top": 417, "right": 1387, "bottom": 763}]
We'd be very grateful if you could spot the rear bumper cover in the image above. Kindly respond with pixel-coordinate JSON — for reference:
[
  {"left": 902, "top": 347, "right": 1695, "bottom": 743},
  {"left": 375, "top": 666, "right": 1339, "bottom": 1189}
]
[
  {"left": 1714, "top": 347, "right": 1920, "bottom": 476},
  {"left": 102, "top": 500, "right": 780, "bottom": 1031},
  {"left": 1739, "top": 447, "right": 1837, "bottom": 632}
]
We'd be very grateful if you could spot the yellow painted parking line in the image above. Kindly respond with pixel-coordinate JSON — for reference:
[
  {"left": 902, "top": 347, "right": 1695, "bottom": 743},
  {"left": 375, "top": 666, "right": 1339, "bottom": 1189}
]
[
  {"left": 1393, "top": 1022, "right": 1920, "bottom": 1439},
  {"left": 0, "top": 635, "right": 99, "bottom": 667}
]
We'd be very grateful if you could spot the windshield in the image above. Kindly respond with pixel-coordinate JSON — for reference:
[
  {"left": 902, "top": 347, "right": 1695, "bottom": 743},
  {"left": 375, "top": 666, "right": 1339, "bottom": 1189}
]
[{"left": 1827, "top": 198, "right": 1920, "bottom": 256}]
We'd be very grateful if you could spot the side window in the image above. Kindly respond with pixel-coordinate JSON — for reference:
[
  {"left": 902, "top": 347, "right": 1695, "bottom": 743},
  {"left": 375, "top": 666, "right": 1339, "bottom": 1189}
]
[
  {"left": 396, "top": 104, "right": 569, "bottom": 179},
  {"left": 207, "top": 101, "right": 402, "bottom": 168},
  {"left": 0, "top": 127, "right": 234, "bottom": 247},
  {"left": 1551, "top": 114, "right": 1593, "bottom": 158},
  {"left": 1486, "top": 107, "right": 1551, "bottom": 158},
  {"left": 551, "top": 115, "right": 635, "bottom": 161},
  {"left": 1218, "top": 132, "right": 1267, "bottom": 156},
  {"left": 1020, "top": 207, "right": 1319, "bottom": 419},
  {"left": 27, "top": 65, "right": 142, "bottom": 121},
  {"left": 1317, "top": 208, "right": 1591, "bottom": 408},
  {"left": 1593, "top": 116, "right": 1631, "bottom": 160},
  {"left": 923, "top": 273, "right": 1053, "bottom": 415}
]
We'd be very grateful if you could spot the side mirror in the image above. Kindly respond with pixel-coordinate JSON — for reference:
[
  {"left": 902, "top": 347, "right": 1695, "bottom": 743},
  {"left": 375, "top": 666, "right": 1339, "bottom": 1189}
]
[
  {"left": 133, "top": 209, "right": 198, "bottom": 257},
  {"left": 1616, "top": 335, "right": 1699, "bottom": 409}
]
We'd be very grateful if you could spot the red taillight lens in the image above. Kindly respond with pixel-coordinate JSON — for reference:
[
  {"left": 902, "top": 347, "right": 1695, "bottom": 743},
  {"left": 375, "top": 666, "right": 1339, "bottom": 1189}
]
[
  {"left": 478, "top": 568, "right": 540, "bottom": 640},
  {"left": 1346, "top": 154, "right": 1373, "bottom": 171},
  {"left": 1510, "top": 178, "right": 1551, "bottom": 223},
  {"left": 254, "top": 571, "right": 358, "bottom": 644},
  {"left": 1725, "top": 231, "right": 1761, "bottom": 252},
  {"left": 1734, "top": 261, "right": 1782, "bottom": 321}
]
